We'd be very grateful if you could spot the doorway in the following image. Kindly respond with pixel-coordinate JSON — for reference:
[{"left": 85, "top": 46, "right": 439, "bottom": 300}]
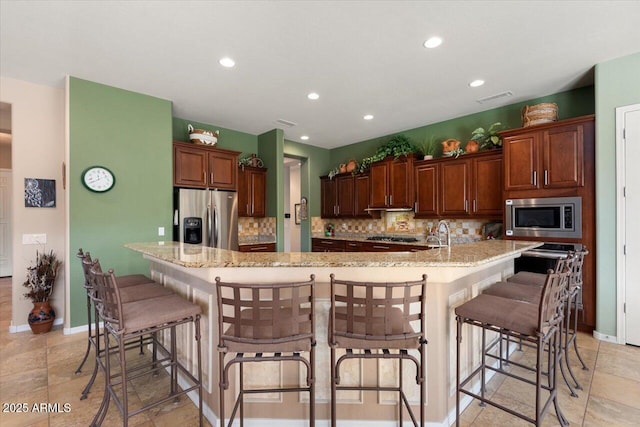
[
  {"left": 616, "top": 103, "right": 640, "bottom": 346},
  {"left": 283, "top": 156, "right": 303, "bottom": 252},
  {"left": 0, "top": 102, "right": 12, "bottom": 277}
]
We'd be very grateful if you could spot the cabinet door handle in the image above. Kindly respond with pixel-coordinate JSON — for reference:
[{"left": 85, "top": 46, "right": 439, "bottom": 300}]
[
  {"left": 322, "top": 241, "right": 334, "bottom": 244},
  {"left": 473, "top": 199, "right": 477, "bottom": 212},
  {"left": 544, "top": 169, "right": 548, "bottom": 186},
  {"left": 250, "top": 246, "right": 268, "bottom": 251},
  {"left": 390, "top": 195, "right": 393, "bottom": 205},
  {"left": 464, "top": 200, "right": 468, "bottom": 211},
  {"left": 373, "top": 245, "right": 390, "bottom": 250},
  {"left": 533, "top": 171, "right": 537, "bottom": 186},
  {"left": 337, "top": 205, "right": 340, "bottom": 215},
  {"left": 414, "top": 202, "right": 418, "bottom": 211},
  {"left": 210, "top": 172, "right": 214, "bottom": 183}
]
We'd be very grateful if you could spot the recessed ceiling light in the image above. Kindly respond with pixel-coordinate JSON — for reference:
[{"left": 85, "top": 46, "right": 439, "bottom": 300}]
[
  {"left": 423, "top": 36, "right": 443, "bottom": 49},
  {"left": 469, "top": 79, "right": 485, "bottom": 88},
  {"left": 219, "top": 57, "right": 235, "bottom": 68},
  {"left": 307, "top": 92, "right": 320, "bottom": 100},
  {"left": 363, "top": 114, "right": 374, "bottom": 120},
  {"left": 300, "top": 135, "right": 309, "bottom": 140}
]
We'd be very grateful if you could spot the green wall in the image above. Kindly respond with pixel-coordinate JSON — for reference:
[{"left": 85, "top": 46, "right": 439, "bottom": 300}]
[
  {"left": 329, "top": 87, "right": 595, "bottom": 171},
  {"left": 69, "top": 77, "right": 173, "bottom": 327},
  {"left": 595, "top": 52, "right": 640, "bottom": 337},
  {"left": 258, "top": 129, "right": 285, "bottom": 250},
  {"left": 172, "top": 117, "right": 258, "bottom": 155}
]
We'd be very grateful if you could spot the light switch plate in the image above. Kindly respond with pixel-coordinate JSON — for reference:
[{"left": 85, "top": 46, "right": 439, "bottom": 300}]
[
  {"left": 158, "top": 227, "right": 165, "bottom": 236},
  {"left": 22, "top": 234, "right": 47, "bottom": 245}
]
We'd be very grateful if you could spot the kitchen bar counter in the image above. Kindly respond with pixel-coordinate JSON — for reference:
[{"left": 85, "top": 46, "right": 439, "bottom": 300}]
[
  {"left": 126, "top": 239, "right": 537, "bottom": 268},
  {"left": 126, "top": 240, "right": 540, "bottom": 426}
]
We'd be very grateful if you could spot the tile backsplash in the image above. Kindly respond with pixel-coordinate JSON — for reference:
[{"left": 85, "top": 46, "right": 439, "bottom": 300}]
[
  {"left": 239, "top": 217, "right": 276, "bottom": 238},
  {"left": 313, "top": 212, "right": 491, "bottom": 242}
]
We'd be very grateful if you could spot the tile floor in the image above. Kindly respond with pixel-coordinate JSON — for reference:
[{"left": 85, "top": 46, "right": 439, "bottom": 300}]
[{"left": 1, "top": 276, "right": 639, "bottom": 426}]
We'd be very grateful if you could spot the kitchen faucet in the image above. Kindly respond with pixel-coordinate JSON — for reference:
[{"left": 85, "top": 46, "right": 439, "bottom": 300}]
[
  {"left": 425, "top": 220, "right": 451, "bottom": 248},
  {"left": 437, "top": 220, "right": 451, "bottom": 247}
]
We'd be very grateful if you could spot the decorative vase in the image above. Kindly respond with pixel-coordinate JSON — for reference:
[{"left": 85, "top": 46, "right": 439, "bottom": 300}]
[
  {"left": 423, "top": 155, "right": 434, "bottom": 160},
  {"left": 28, "top": 301, "right": 55, "bottom": 334}
]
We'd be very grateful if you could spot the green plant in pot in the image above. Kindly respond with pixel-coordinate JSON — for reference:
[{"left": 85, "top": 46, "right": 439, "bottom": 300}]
[
  {"left": 470, "top": 122, "right": 505, "bottom": 149},
  {"left": 417, "top": 136, "right": 438, "bottom": 160},
  {"left": 23, "top": 250, "right": 61, "bottom": 334}
]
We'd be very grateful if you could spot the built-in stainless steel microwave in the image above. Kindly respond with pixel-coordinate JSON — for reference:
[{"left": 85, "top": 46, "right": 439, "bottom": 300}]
[{"left": 505, "top": 196, "right": 582, "bottom": 239}]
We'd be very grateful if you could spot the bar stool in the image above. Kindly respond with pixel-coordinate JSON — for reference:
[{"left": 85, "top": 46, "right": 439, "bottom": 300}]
[
  {"left": 455, "top": 267, "right": 571, "bottom": 426},
  {"left": 88, "top": 261, "right": 202, "bottom": 427},
  {"left": 75, "top": 249, "right": 154, "bottom": 375},
  {"left": 216, "top": 275, "right": 316, "bottom": 427},
  {"left": 509, "top": 248, "right": 590, "bottom": 383},
  {"left": 486, "top": 250, "right": 588, "bottom": 396},
  {"left": 329, "top": 274, "right": 427, "bottom": 427},
  {"left": 76, "top": 250, "right": 174, "bottom": 399}
]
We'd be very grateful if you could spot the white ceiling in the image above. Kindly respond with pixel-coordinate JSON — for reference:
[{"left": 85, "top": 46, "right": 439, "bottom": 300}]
[{"left": 1, "top": 1, "right": 639, "bottom": 149}]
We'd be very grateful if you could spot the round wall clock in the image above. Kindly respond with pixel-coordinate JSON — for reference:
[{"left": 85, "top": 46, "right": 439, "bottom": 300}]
[{"left": 81, "top": 166, "right": 115, "bottom": 193}]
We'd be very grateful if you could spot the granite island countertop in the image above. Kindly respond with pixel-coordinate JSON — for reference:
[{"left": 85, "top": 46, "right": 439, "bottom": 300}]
[{"left": 125, "top": 240, "right": 541, "bottom": 269}]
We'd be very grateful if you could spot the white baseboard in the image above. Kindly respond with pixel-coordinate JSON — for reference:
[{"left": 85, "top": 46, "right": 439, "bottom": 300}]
[
  {"left": 9, "top": 317, "right": 63, "bottom": 333},
  {"left": 63, "top": 321, "right": 103, "bottom": 335},
  {"left": 593, "top": 330, "right": 618, "bottom": 343}
]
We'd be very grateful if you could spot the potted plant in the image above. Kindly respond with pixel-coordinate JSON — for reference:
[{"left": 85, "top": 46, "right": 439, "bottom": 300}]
[
  {"left": 417, "top": 136, "right": 438, "bottom": 160},
  {"left": 469, "top": 122, "right": 505, "bottom": 150},
  {"left": 356, "top": 134, "right": 416, "bottom": 173},
  {"left": 23, "top": 250, "right": 61, "bottom": 334}
]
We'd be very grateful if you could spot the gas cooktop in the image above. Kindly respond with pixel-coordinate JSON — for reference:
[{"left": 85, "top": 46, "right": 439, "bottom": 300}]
[{"left": 366, "top": 236, "right": 419, "bottom": 243}]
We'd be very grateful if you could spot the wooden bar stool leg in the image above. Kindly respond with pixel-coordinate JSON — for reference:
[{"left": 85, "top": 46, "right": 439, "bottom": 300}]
[{"left": 330, "top": 347, "right": 337, "bottom": 427}]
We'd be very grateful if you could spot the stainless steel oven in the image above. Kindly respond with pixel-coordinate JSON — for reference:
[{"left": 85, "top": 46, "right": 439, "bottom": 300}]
[
  {"left": 515, "top": 242, "right": 584, "bottom": 309},
  {"left": 505, "top": 196, "right": 582, "bottom": 239}
]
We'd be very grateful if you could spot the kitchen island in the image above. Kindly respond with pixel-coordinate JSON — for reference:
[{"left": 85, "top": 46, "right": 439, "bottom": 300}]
[{"left": 126, "top": 240, "right": 540, "bottom": 426}]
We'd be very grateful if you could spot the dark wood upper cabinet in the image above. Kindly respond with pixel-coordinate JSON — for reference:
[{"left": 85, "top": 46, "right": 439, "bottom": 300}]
[
  {"left": 440, "top": 159, "right": 470, "bottom": 216},
  {"left": 354, "top": 174, "right": 370, "bottom": 217},
  {"left": 471, "top": 154, "right": 503, "bottom": 216},
  {"left": 321, "top": 177, "right": 338, "bottom": 218},
  {"left": 414, "top": 150, "right": 503, "bottom": 219},
  {"left": 502, "top": 118, "right": 587, "bottom": 191},
  {"left": 336, "top": 175, "right": 355, "bottom": 217},
  {"left": 368, "top": 156, "right": 414, "bottom": 208},
  {"left": 321, "top": 173, "right": 370, "bottom": 218},
  {"left": 173, "top": 143, "right": 208, "bottom": 188},
  {"left": 238, "top": 166, "right": 266, "bottom": 217},
  {"left": 173, "top": 141, "right": 240, "bottom": 190},
  {"left": 414, "top": 163, "right": 439, "bottom": 217}
]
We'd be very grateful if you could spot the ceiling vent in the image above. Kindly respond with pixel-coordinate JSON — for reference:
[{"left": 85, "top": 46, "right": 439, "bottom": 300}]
[
  {"left": 476, "top": 91, "right": 513, "bottom": 104},
  {"left": 275, "top": 119, "right": 297, "bottom": 127}
]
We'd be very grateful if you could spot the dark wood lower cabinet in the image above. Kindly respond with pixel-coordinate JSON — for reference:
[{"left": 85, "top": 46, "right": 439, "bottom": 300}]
[
  {"left": 238, "top": 243, "right": 276, "bottom": 252},
  {"left": 312, "top": 238, "right": 428, "bottom": 253}
]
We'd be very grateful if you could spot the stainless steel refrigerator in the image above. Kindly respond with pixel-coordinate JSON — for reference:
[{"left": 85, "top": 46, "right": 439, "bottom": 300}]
[{"left": 174, "top": 188, "right": 239, "bottom": 250}]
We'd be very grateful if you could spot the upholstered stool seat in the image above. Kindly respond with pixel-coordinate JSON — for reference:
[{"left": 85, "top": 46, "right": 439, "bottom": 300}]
[
  {"left": 482, "top": 281, "right": 542, "bottom": 304},
  {"left": 118, "top": 282, "right": 174, "bottom": 303},
  {"left": 508, "top": 271, "right": 547, "bottom": 286},
  {"left": 455, "top": 294, "right": 541, "bottom": 336}
]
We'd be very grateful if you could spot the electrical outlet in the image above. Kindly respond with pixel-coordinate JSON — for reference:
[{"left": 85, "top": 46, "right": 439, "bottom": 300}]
[
  {"left": 22, "top": 234, "right": 47, "bottom": 245},
  {"left": 158, "top": 227, "right": 165, "bottom": 236}
]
